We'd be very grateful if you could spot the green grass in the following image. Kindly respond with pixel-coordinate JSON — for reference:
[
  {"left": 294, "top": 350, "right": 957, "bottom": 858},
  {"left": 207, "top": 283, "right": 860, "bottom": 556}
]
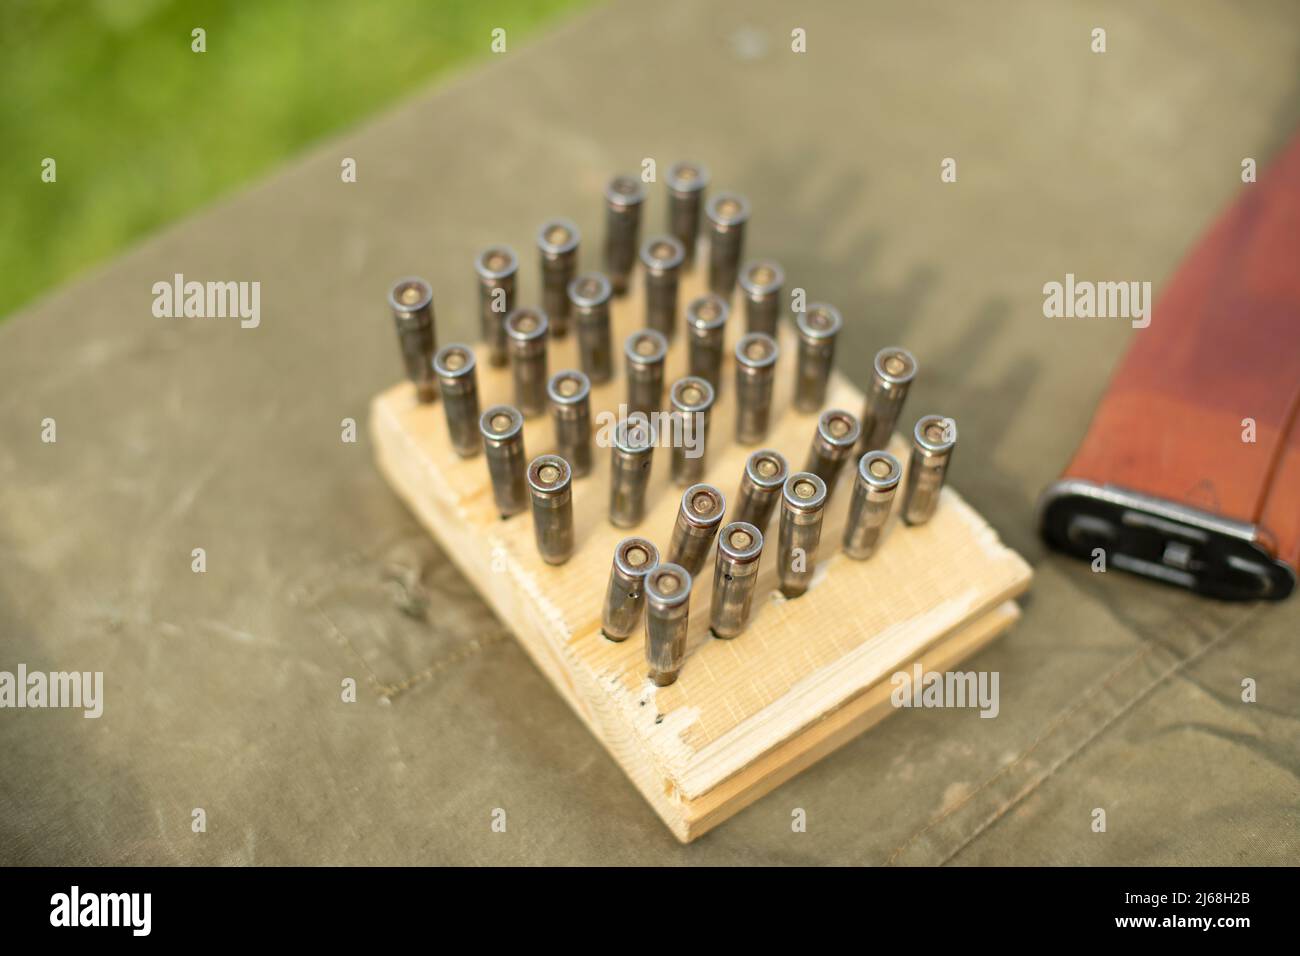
[{"left": 0, "top": 0, "right": 591, "bottom": 318}]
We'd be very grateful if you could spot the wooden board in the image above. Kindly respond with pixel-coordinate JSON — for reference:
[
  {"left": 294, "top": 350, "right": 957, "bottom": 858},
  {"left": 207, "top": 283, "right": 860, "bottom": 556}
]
[{"left": 370, "top": 260, "right": 1032, "bottom": 842}]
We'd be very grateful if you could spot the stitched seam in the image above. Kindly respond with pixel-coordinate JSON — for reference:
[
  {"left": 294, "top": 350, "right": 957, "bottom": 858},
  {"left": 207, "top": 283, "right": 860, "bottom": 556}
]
[
  {"left": 315, "top": 603, "right": 386, "bottom": 693},
  {"left": 314, "top": 601, "right": 507, "bottom": 700},
  {"left": 378, "top": 632, "right": 509, "bottom": 699},
  {"left": 883, "top": 608, "right": 1252, "bottom": 865},
  {"left": 291, "top": 535, "right": 507, "bottom": 700},
  {"left": 883, "top": 639, "right": 1158, "bottom": 864},
  {"left": 935, "top": 607, "right": 1258, "bottom": 865}
]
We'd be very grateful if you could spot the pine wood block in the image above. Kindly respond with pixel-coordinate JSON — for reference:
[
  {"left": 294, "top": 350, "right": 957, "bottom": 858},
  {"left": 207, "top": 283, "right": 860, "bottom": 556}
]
[{"left": 370, "top": 263, "right": 1032, "bottom": 842}]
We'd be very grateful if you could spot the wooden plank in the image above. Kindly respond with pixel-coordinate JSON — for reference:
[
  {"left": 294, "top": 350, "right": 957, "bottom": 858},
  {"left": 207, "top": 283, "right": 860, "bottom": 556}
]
[
  {"left": 674, "top": 600, "right": 1019, "bottom": 841},
  {"left": 370, "top": 260, "right": 1032, "bottom": 841}
]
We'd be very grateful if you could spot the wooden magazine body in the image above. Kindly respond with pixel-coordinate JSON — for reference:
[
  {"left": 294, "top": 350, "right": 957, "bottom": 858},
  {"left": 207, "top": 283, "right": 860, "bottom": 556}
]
[{"left": 1042, "top": 133, "right": 1300, "bottom": 599}]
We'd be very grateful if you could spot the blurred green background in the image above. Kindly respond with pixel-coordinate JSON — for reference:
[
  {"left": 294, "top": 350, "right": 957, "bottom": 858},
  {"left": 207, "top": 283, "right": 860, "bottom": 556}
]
[{"left": 0, "top": 0, "right": 590, "bottom": 319}]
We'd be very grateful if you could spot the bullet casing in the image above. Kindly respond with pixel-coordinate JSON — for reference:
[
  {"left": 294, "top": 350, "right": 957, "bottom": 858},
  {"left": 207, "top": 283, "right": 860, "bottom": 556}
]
[
  {"left": 474, "top": 247, "right": 517, "bottom": 367},
  {"left": 734, "top": 332, "right": 779, "bottom": 444},
  {"left": 738, "top": 261, "right": 784, "bottom": 336},
  {"left": 505, "top": 308, "right": 549, "bottom": 417},
  {"left": 480, "top": 405, "right": 528, "bottom": 517},
  {"left": 603, "top": 176, "right": 645, "bottom": 296},
  {"left": 548, "top": 370, "right": 592, "bottom": 478},
  {"left": 666, "top": 161, "right": 709, "bottom": 267},
  {"left": 537, "top": 219, "right": 580, "bottom": 338},
  {"left": 902, "top": 415, "right": 956, "bottom": 526},
  {"left": 843, "top": 451, "right": 902, "bottom": 560},
  {"left": 705, "top": 193, "right": 751, "bottom": 299},
  {"left": 433, "top": 344, "right": 481, "bottom": 458},
  {"left": 734, "top": 449, "right": 789, "bottom": 534},
  {"left": 645, "top": 563, "right": 692, "bottom": 687},
  {"left": 794, "top": 303, "right": 843, "bottom": 412},
  {"left": 609, "top": 418, "right": 657, "bottom": 528},
  {"left": 804, "top": 408, "right": 862, "bottom": 498},
  {"left": 602, "top": 537, "right": 660, "bottom": 641},
  {"left": 710, "top": 521, "right": 764, "bottom": 639},
  {"left": 669, "top": 376, "right": 715, "bottom": 487},
  {"left": 640, "top": 236, "right": 686, "bottom": 341},
  {"left": 778, "top": 472, "right": 828, "bottom": 599},
  {"left": 686, "top": 295, "right": 730, "bottom": 394},
  {"left": 667, "top": 483, "right": 726, "bottom": 578},
  {"left": 568, "top": 273, "right": 614, "bottom": 384},
  {"left": 860, "top": 346, "right": 919, "bottom": 453},
  {"left": 527, "top": 454, "right": 575, "bottom": 565},
  {"left": 389, "top": 277, "right": 438, "bottom": 403},
  {"left": 624, "top": 329, "right": 668, "bottom": 419}
]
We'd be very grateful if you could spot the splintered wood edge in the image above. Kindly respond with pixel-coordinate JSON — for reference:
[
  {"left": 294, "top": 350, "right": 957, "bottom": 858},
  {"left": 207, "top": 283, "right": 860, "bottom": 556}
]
[{"left": 372, "top": 384, "right": 1030, "bottom": 842}]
